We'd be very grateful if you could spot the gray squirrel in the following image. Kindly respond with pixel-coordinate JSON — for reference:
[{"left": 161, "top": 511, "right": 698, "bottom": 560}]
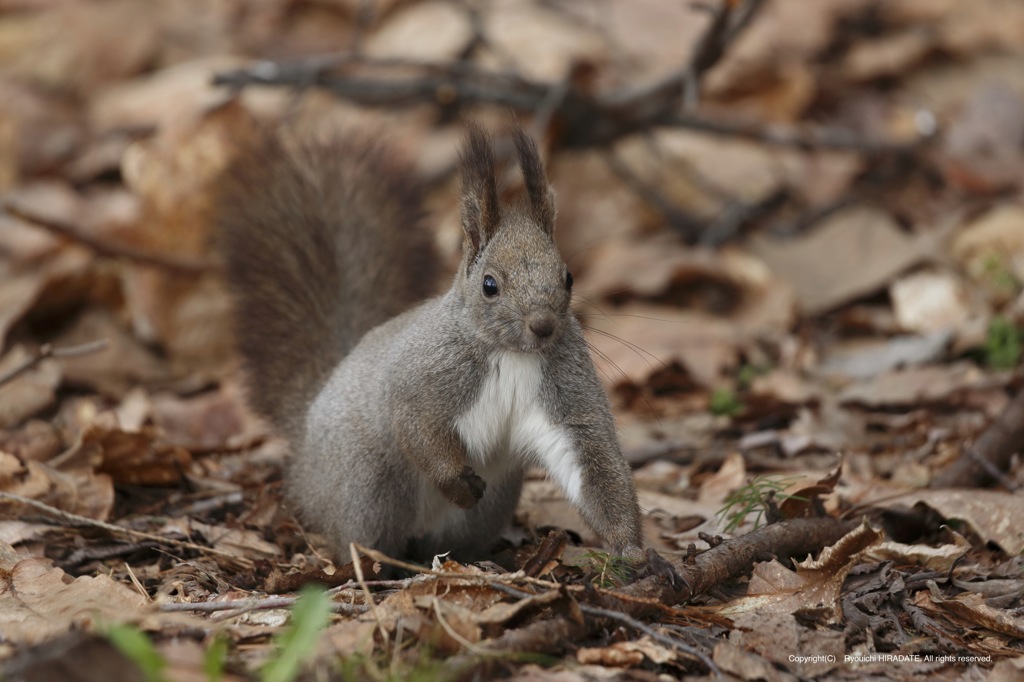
[{"left": 216, "top": 122, "right": 651, "bottom": 566}]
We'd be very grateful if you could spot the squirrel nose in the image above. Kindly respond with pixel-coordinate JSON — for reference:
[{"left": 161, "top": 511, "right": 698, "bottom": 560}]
[{"left": 528, "top": 314, "right": 555, "bottom": 339}]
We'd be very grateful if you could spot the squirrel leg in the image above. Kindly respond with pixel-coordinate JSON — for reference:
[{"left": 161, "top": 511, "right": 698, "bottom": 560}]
[
  {"left": 552, "top": 428, "right": 679, "bottom": 589},
  {"left": 285, "top": 440, "right": 419, "bottom": 560},
  {"left": 567, "top": 437, "right": 644, "bottom": 558},
  {"left": 394, "top": 418, "right": 485, "bottom": 509},
  {"left": 414, "top": 469, "right": 524, "bottom": 562},
  {"left": 632, "top": 548, "right": 685, "bottom": 589}
]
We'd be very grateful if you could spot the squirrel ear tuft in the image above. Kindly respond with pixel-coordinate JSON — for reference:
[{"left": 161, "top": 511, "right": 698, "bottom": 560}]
[
  {"left": 459, "top": 123, "right": 501, "bottom": 265},
  {"left": 511, "top": 126, "right": 556, "bottom": 236}
]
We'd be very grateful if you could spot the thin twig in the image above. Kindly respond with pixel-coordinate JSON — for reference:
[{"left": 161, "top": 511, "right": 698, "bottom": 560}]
[
  {"left": 160, "top": 594, "right": 367, "bottom": 617},
  {"left": 664, "top": 113, "right": 923, "bottom": 153},
  {"left": 932, "top": 384, "right": 1024, "bottom": 490},
  {"left": 432, "top": 597, "right": 506, "bottom": 657},
  {"left": 604, "top": 151, "right": 704, "bottom": 243},
  {"left": 0, "top": 492, "right": 252, "bottom": 568},
  {"left": 0, "top": 340, "right": 109, "bottom": 388},
  {"left": 125, "top": 562, "right": 150, "bottom": 602},
  {"left": 351, "top": 543, "right": 390, "bottom": 650},
  {"left": 350, "top": 543, "right": 564, "bottom": 591},
  {"left": 3, "top": 202, "right": 216, "bottom": 273},
  {"left": 487, "top": 582, "right": 718, "bottom": 674},
  {"left": 211, "top": 49, "right": 915, "bottom": 154}
]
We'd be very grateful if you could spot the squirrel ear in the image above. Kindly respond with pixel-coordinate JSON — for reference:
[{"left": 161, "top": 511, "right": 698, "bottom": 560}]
[
  {"left": 459, "top": 123, "right": 501, "bottom": 265},
  {"left": 511, "top": 126, "right": 556, "bottom": 236}
]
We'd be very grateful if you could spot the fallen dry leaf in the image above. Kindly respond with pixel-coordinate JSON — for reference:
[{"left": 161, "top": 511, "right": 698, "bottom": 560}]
[
  {"left": 890, "top": 270, "right": 972, "bottom": 335},
  {"left": 0, "top": 346, "right": 60, "bottom": 428},
  {"left": 719, "top": 522, "right": 883, "bottom": 625},
  {"left": 713, "top": 640, "right": 794, "bottom": 682},
  {"left": 577, "top": 637, "right": 676, "bottom": 667},
  {"left": 886, "top": 489, "right": 1024, "bottom": 555},
  {"left": 861, "top": 529, "right": 972, "bottom": 571},
  {"left": 818, "top": 332, "right": 952, "bottom": 380},
  {"left": 0, "top": 632, "right": 148, "bottom": 682},
  {"left": 952, "top": 203, "right": 1024, "bottom": 293},
  {"left": 838, "top": 362, "right": 990, "bottom": 407},
  {"left": 189, "top": 520, "right": 281, "bottom": 561},
  {"left": 0, "top": 556, "right": 148, "bottom": 646},
  {"left": 584, "top": 303, "right": 739, "bottom": 389},
  {"left": 923, "top": 581, "right": 1024, "bottom": 639},
  {"left": 365, "top": 1, "right": 473, "bottom": 63},
  {"left": 749, "top": 206, "right": 937, "bottom": 315},
  {"left": 727, "top": 611, "right": 843, "bottom": 678}
]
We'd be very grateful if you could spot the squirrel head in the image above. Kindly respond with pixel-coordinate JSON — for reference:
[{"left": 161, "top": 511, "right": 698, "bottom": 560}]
[{"left": 457, "top": 124, "right": 572, "bottom": 354}]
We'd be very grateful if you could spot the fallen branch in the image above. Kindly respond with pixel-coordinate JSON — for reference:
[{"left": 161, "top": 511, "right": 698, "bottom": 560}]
[
  {"left": 931, "top": 384, "right": 1024, "bottom": 490},
  {"left": 0, "top": 340, "right": 109, "bottom": 388},
  {"left": 0, "top": 492, "right": 252, "bottom": 569},
  {"left": 211, "top": 2, "right": 914, "bottom": 156},
  {"left": 486, "top": 582, "right": 719, "bottom": 674},
  {"left": 3, "top": 201, "right": 216, "bottom": 274},
  {"left": 159, "top": 594, "right": 367, "bottom": 617},
  {"left": 616, "top": 516, "right": 859, "bottom": 610},
  {"left": 455, "top": 517, "right": 856, "bottom": 675}
]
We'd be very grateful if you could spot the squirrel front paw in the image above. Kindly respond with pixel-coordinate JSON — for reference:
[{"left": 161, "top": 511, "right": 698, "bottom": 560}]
[
  {"left": 440, "top": 466, "right": 486, "bottom": 508},
  {"left": 632, "top": 547, "right": 685, "bottom": 590}
]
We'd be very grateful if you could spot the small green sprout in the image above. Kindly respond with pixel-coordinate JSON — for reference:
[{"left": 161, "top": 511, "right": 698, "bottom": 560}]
[
  {"left": 710, "top": 387, "right": 744, "bottom": 417},
  {"left": 203, "top": 633, "right": 229, "bottom": 682},
  {"left": 106, "top": 623, "right": 166, "bottom": 682},
  {"left": 985, "top": 316, "right": 1022, "bottom": 370},
  {"left": 715, "top": 475, "right": 807, "bottom": 533},
  {"left": 583, "top": 549, "right": 632, "bottom": 588},
  {"left": 261, "top": 586, "right": 333, "bottom": 682}
]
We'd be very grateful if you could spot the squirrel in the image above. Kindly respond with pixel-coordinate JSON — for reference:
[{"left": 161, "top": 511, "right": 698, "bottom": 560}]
[{"left": 215, "top": 121, "right": 651, "bottom": 567}]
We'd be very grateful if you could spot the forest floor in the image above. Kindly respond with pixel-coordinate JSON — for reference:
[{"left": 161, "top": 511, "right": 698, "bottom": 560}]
[{"left": 1, "top": 1, "right": 1023, "bottom": 680}]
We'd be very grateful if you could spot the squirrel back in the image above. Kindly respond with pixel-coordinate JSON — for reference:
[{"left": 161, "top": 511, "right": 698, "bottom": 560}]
[{"left": 216, "top": 127, "right": 439, "bottom": 438}]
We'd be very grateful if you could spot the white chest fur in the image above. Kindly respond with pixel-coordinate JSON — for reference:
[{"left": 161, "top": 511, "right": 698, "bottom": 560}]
[{"left": 454, "top": 352, "right": 582, "bottom": 504}]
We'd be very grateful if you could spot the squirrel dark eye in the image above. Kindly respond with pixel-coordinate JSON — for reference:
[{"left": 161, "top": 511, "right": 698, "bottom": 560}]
[
  {"left": 565, "top": 271, "right": 573, "bottom": 290},
  {"left": 482, "top": 274, "right": 499, "bottom": 297}
]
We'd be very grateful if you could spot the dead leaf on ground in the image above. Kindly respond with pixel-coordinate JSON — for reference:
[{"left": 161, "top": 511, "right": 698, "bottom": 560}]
[
  {"left": 0, "top": 556, "right": 148, "bottom": 647},
  {"left": 117, "top": 100, "right": 252, "bottom": 368},
  {"left": 884, "top": 490, "right": 1024, "bottom": 555},
  {"left": 517, "top": 478, "right": 593, "bottom": 547},
  {"left": 364, "top": 1, "right": 473, "bottom": 63},
  {"left": 838, "top": 362, "right": 992, "bottom": 407},
  {"left": 0, "top": 245, "right": 94, "bottom": 353},
  {"left": 719, "top": 522, "right": 883, "bottom": 625},
  {"left": 952, "top": 203, "right": 1024, "bottom": 296},
  {"left": 59, "top": 413, "right": 193, "bottom": 487},
  {"left": 713, "top": 640, "right": 796, "bottom": 682},
  {"left": 0, "top": 347, "right": 60, "bottom": 428},
  {"left": 921, "top": 581, "right": 1024, "bottom": 639},
  {"left": 889, "top": 269, "right": 974, "bottom": 335},
  {"left": 941, "top": 82, "right": 1024, "bottom": 194},
  {"left": 748, "top": 206, "right": 938, "bottom": 315},
  {"left": 0, "top": 632, "right": 147, "bottom": 682},
  {"left": 150, "top": 383, "right": 262, "bottom": 453},
  {"left": 577, "top": 636, "right": 676, "bottom": 667},
  {"left": 861, "top": 529, "right": 972, "bottom": 571},
  {"left": 53, "top": 309, "right": 169, "bottom": 398},
  {"left": 818, "top": 332, "right": 952, "bottom": 380},
  {"left": 188, "top": 520, "right": 281, "bottom": 560},
  {"left": 585, "top": 303, "right": 739, "bottom": 389},
  {"left": 0, "top": 457, "right": 114, "bottom": 522}
]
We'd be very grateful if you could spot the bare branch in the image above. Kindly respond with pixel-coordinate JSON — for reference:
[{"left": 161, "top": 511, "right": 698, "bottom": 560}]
[
  {"left": 931, "top": 383, "right": 1024, "bottom": 490},
  {"left": 0, "top": 340, "right": 109, "bottom": 388},
  {"left": 3, "top": 202, "right": 216, "bottom": 273},
  {"left": 0, "top": 492, "right": 252, "bottom": 568}
]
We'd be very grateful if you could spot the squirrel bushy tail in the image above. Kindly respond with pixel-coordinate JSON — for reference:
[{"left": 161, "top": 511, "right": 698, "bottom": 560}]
[{"left": 216, "top": 127, "right": 439, "bottom": 438}]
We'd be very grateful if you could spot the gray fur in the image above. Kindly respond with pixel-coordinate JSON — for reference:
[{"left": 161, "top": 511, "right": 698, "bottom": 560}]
[{"left": 219, "top": 124, "right": 643, "bottom": 563}]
